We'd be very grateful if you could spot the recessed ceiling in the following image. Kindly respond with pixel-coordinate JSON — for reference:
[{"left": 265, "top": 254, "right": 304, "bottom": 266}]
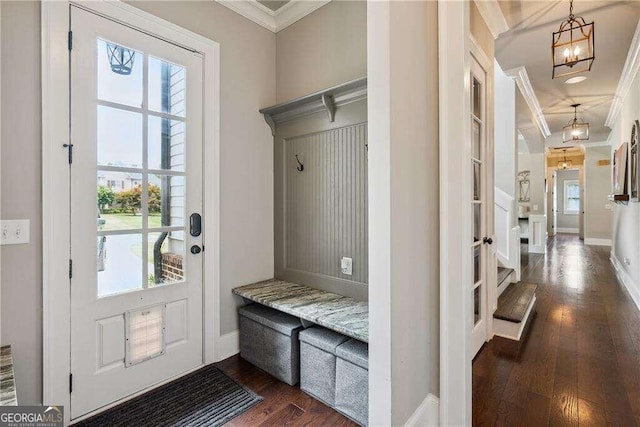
[
  {"left": 257, "top": 0, "right": 290, "bottom": 12},
  {"left": 496, "top": 0, "right": 640, "bottom": 147}
]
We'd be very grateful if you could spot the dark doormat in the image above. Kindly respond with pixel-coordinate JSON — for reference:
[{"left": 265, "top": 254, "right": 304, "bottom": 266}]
[{"left": 74, "top": 364, "right": 262, "bottom": 427}]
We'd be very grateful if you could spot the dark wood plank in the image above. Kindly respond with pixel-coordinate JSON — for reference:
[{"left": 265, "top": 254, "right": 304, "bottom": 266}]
[
  {"left": 494, "top": 283, "right": 537, "bottom": 322},
  {"left": 578, "top": 398, "right": 607, "bottom": 427}
]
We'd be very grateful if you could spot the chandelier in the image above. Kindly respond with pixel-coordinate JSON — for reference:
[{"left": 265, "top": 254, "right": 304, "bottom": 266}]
[
  {"left": 552, "top": 0, "right": 595, "bottom": 79},
  {"left": 562, "top": 104, "right": 589, "bottom": 143},
  {"left": 558, "top": 149, "right": 573, "bottom": 169},
  {"left": 106, "top": 42, "right": 136, "bottom": 75}
]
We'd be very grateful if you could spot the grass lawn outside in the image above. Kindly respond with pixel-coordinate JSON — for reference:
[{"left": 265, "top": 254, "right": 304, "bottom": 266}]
[{"left": 101, "top": 213, "right": 162, "bottom": 231}]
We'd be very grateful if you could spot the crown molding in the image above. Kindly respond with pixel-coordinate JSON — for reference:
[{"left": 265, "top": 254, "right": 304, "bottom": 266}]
[
  {"left": 473, "top": 0, "right": 509, "bottom": 39},
  {"left": 215, "top": 0, "right": 331, "bottom": 33},
  {"left": 605, "top": 19, "right": 640, "bottom": 129},
  {"left": 505, "top": 66, "right": 551, "bottom": 138}
]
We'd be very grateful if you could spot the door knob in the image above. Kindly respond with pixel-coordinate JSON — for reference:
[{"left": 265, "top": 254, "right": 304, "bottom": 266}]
[
  {"left": 483, "top": 237, "right": 493, "bottom": 245},
  {"left": 190, "top": 245, "right": 202, "bottom": 254}
]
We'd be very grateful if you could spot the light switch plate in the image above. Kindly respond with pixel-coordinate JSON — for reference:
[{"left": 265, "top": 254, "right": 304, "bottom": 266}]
[
  {"left": 0, "top": 220, "right": 30, "bottom": 245},
  {"left": 341, "top": 257, "right": 353, "bottom": 275}
]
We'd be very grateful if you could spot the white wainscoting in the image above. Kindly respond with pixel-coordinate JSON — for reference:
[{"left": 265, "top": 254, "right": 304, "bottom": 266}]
[
  {"left": 494, "top": 188, "right": 521, "bottom": 280},
  {"left": 528, "top": 215, "right": 547, "bottom": 254},
  {"left": 611, "top": 252, "right": 640, "bottom": 311}
]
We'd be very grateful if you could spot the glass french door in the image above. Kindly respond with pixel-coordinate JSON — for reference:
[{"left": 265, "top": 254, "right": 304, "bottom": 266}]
[
  {"left": 69, "top": 6, "right": 204, "bottom": 419},
  {"left": 471, "top": 57, "right": 489, "bottom": 357}
]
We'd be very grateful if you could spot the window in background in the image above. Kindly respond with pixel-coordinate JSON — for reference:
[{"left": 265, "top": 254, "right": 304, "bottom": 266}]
[{"left": 564, "top": 179, "right": 580, "bottom": 214}]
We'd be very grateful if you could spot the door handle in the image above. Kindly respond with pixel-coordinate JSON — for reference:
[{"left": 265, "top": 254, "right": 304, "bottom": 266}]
[
  {"left": 190, "top": 245, "right": 202, "bottom": 254},
  {"left": 190, "top": 213, "right": 202, "bottom": 237},
  {"left": 483, "top": 237, "right": 493, "bottom": 245}
]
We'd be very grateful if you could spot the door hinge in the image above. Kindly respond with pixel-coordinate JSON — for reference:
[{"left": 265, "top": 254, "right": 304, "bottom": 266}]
[
  {"left": 69, "top": 373, "right": 73, "bottom": 393},
  {"left": 68, "top": 259, "right": 73, "bottom": 279},
  {"left": 68, "top": 30, "right": 73, "bottom": 51},
  {"left": 63, "top": 143, "right": 74, "bottom": 164}
]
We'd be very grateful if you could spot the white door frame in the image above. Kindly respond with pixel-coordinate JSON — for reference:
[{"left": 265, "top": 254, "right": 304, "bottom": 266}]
[
  {"left": 42, "top": 2, "right": 220, "bottom": 424},
  {"left": 438, "top": 0, "right": 472, "bottom": 425}
]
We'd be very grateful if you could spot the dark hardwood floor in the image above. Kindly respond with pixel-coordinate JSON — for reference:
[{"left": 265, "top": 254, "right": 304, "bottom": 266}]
[
  {"left": 216, "top": 354, "right": 358, "bottom": 426},
  {"left": 473, "top": 234, "right": 640, "bottom": 426}
]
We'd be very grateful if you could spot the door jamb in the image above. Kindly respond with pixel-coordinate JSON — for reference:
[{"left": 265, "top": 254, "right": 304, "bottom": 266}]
[{"left": 41, "top": 2, "right": 220, "bottom": 423}]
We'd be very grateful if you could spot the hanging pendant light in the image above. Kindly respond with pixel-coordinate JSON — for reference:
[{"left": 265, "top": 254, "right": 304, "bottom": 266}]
[
  {"left": 106, "top": 42, "right": 136, "bottom": 75},
  {"left": 552, "top": 0, "right": 595, "bottom": 79},
  {"left": 558, "top": 149, "right": 573, "bottom": 169},
  {"left": 562, "top": 104, "right": 590, "bottom": 143}
]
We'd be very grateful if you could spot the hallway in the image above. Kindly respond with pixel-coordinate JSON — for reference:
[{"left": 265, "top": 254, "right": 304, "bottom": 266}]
[{"left": 473, "top": 235, "right": 640, "bottom": 426}]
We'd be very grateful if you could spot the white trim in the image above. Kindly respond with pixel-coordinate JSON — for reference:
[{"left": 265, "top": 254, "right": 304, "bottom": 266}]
[
  {"left": 584, "top": 238, "right": 612, "bottom": 246},
  {"left": 215, "top": 0, "right": 331, "bottom": 33},
  {"left": 493, "top": 295, "right": 536, "bottom": 340},
  {"left": 438, "top": 0, "right": 471, "bottom": 425},
  {"left": 555, "top": 227, "right": 579, "bottom": 233},
  {"left": 216, "top": 330, "right": 240, "bottom": 362},
  {"left": 605, "top": 19, "right": 640, "bottom": 129},
  {"left": 611, "top": 252, "right": 640, "bottom": 311},
  {"left": 472, "top": 0, "right": 509, "bottom": 39},
  {"left": 42, "top": 2, "right": 220, "bottom": 423},
  {"left": 404, "top": 394, "right": 440, "bottom": 427},
  {"left": 505, "top": 66, "right": 551, "bottom": 138}
]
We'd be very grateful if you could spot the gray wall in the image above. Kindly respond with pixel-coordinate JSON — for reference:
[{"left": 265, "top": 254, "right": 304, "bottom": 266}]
[
  {"left": 0, "top": 0, "right": 276, "bottom": 403},
  {"left": 611, "top": 62, "right": 640, "bottom": 295},
  {"left": 275, "top": 0, "right": 366, "bottom": 102},
  {"left": 584, "top": 146, "right": 613, "bottom": 241},
  {"left": 0, "top": 0, "right": 43, "bottom": 405},
  {"left": 555, "top": 169, "right": 579, "bottom": 230},
  {"left": 275, "top": 101, "right": 368, "bottom": 300},
  {"left": 518, "top": 152, "right": 545, "bottom": 214},
  {"left": 494, "top": 61, "right": 516, "bottom": 201}
]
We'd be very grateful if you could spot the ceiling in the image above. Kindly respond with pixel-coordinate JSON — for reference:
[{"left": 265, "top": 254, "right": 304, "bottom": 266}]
[
  {"left": 257, "top": 0, "right": 290, "bottom": 12},
  {"left": 496, "top": 0, "right": 640, "bottom": 150}
]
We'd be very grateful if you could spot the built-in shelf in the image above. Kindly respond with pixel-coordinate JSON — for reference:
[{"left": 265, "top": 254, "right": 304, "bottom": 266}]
[
  {"left": 609, "top": 194, "right": 630, "bottom": 205},
  {"left": 259, "top": 77, "right": 367, "bottom": 136}
]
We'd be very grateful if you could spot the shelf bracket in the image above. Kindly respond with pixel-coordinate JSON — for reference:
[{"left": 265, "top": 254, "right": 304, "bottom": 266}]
[
  {"left": 321, "top": 93, "right": 336, "bottom": 122},
  {"left": 263, "top": 114, "right": 276, "bottom": 137}
]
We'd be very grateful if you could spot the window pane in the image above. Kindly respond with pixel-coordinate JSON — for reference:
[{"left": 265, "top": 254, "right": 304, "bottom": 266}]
[
  {"left": 148, "top": 232, "right": 185, "bottom": 287},
  {"left": 473, "top": 162, "right": 481, "bottom": 201},
  {"left": 473, "top": 203, "right": 481, "bottom": 243},
  {"left": 473, "top": 120, "right": 481, "bottom": 160},
  {"left": 148, "top": 175, "right": 185, "bottom": 228},
  {"left": 474, "top": 246, "right": 481, "bottom": 284},
  {"left": 474, "top": 286, "right": 481, "bottom": 325},
  {"left": 98, "top": 233, "right": 143, "bottom": 297},
  {"left": 97, "top": 40, "right": 143, "bottom": 108},
  {"left": 149, "top": 57, "right": 186, "bottom": 117},
  {"left": 97, "top": 172, "right": 143, "bottom": 231},
  {"left": 472, "top": 77, "right": 481, "bottom": 119},
  {"left": 148, "top": 116, "right": 185, "bottom": 172},
  {"left": 98, "top": 106, "right": 143, "bottom": 168}
]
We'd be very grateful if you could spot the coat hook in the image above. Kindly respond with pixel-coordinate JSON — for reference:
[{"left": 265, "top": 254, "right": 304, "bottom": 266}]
[{"left": 295, "top": 154, "right": 304, "bottom": 172}]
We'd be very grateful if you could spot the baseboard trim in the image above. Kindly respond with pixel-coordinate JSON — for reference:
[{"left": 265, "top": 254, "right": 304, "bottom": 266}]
[
  {"left": 404, "top": 393, "right": 439, "bottom": 427},
  {"left": 216, "top": 330, "right": 239, "bottom": 361},
  {"left": 555, "top": 227, "right": 579, "bottom": 233},
  {"left": 610, "top": 252, "right": 640, "bottom": 311},
  {"left": 584, "top": 238, "right": 612, "bottom": 246}
]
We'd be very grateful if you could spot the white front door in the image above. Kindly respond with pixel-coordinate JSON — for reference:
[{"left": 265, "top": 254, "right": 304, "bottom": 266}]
[
  {"left": 471, "top": 56, "right": 489, "bottom": 357},
  {"left": 69, "top": 6, "right": 204, "bottom": 419}
]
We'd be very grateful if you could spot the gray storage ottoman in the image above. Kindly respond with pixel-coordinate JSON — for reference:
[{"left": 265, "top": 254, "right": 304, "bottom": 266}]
[
  {"left": 336, "top": 339, "right": 369, "bottom": 426},
  {"left": 299, "top": 326, "right": 349, "bottom": 407},
  {"left": 239, "top": 303, "right": 303, "bottom": 385}
]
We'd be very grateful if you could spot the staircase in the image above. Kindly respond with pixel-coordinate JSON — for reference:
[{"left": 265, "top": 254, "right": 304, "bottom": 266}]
[{"left": 493, "top": 267, "right": 537, "bottom": 341}]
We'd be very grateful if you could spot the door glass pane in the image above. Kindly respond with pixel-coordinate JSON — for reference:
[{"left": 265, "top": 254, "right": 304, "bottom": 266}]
[
  {"left": 97, "top": 39, "right": 143, "bottom": 108},
  {"left": 98, "top": 233, "right": 143, "bottom": 297},
  {"left": 472, "top": 77, "right": 481, "bottom": 119},
  {"left": 148, "top": 232, "right": 185, "bottom": 287},
  {"left": 472, "top": 120, "right": 481, "bottom": 160},
  {"left": 149, "top": 57, "right": 186, "bottom": 117},
  {"left": 474, "top": 246, "right": 481, "bottom": 284},
  {"left": 474, "top": 286, "right": 481, "bottom": 325},
  {"left": 149, "top": 175, "right": 185, "bottom": 228},
  {"left": 473, "top": 203, "right": 481, "bottom": 243},
  {"left": 148, "top": 116, "right": 185, "bottom": 172},
  {"left": 98, "top": 106, "right": 143, "bottom": 168},
  {"left": 97, "top": 174, "right": 143, "bottom": 231},
  {"left": 473, "top": 162, "right": 481, "bottom": 201}
]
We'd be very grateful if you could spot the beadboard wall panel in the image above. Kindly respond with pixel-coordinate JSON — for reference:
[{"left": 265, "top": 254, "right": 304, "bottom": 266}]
[{"left": 274, "top": 100, "right": 368, "bottom": 300}]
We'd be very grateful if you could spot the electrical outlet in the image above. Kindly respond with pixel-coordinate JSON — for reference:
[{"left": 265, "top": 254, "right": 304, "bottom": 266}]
[
  {"left": 341, "top": 257, "right": 353, "bottom": 275},
  {"left": 0, "top": 220, "right": 30, "bottom": 245},
  {"left": 532, "top": 204, "right": 539, "bottom": 211}
]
